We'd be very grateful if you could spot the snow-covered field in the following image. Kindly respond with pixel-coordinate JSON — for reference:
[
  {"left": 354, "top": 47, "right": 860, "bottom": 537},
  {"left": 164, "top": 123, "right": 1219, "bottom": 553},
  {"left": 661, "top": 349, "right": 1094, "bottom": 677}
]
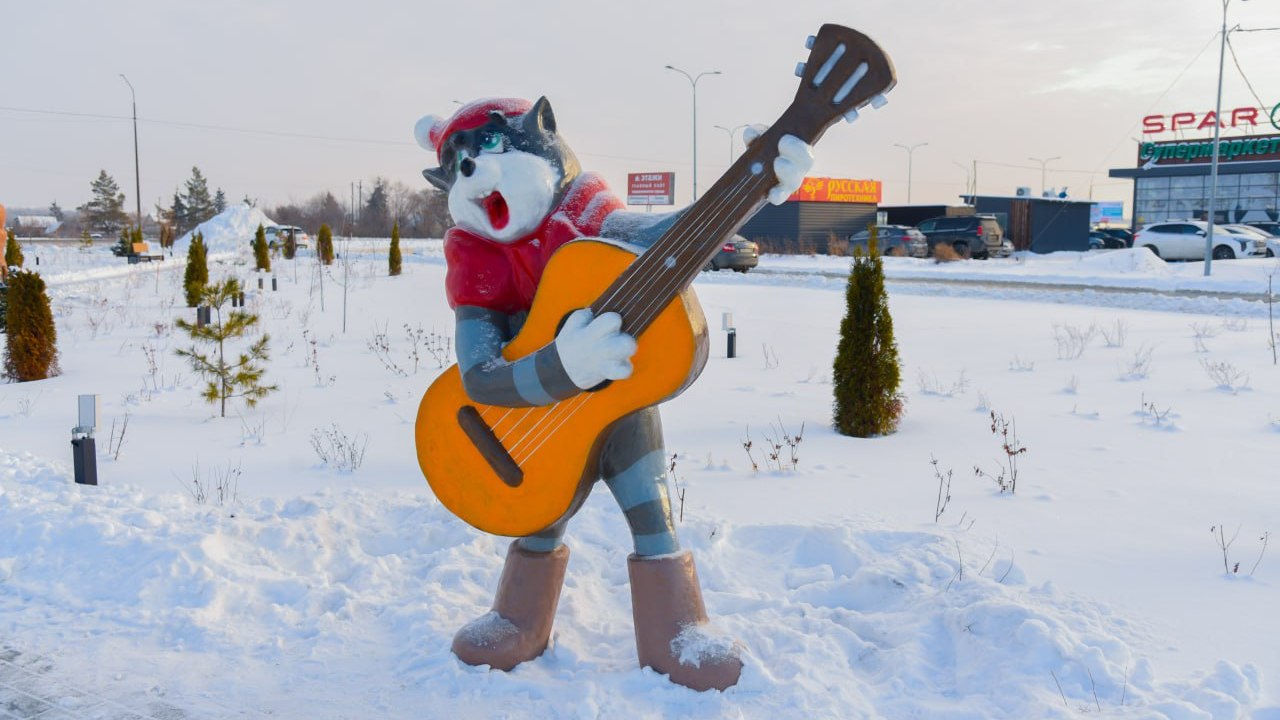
[{"left": 2, "top": 230, "right": 1279, "bottom": 718}]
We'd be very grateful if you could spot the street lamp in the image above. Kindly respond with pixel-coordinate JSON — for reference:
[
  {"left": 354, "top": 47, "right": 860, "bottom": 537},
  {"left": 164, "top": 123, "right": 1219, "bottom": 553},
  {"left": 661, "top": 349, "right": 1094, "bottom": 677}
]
[
  {"left": 119, "top": 74, "right": 142, "bottom": 231},
  {"left": 1204, "top": 0, "right": 1250, "bottom": 277},
  {"left": 893, "top": 142, "right": 928, "bottom": 204},
  {"left": 1028, "top": 156, "right": 1061, "bottom": 196},
  {"left": 665, "top": 65, "right": 721, "bottom": 202},
  {"left": 712, "top": 124, "right": 749, "bottom": 165}
]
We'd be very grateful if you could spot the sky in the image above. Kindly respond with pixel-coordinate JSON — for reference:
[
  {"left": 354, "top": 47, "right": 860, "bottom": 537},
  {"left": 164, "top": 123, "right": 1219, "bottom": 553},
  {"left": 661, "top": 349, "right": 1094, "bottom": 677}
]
[{"left": 2, "top": 0, "right": 1279, "bottom": 217}]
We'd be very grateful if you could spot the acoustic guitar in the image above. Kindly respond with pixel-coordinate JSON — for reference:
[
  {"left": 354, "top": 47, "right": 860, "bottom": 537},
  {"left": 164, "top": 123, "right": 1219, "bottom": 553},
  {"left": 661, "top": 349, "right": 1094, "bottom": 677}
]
[{"left": 416, "top": 24, "right": 896, "bottom": 536}]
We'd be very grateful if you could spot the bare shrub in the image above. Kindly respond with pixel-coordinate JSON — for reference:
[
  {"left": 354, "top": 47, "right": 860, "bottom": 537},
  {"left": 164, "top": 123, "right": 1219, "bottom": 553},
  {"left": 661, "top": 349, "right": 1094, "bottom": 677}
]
[
  {"left": 1118, "top": 344, "right": 1153, "bottom": 381},
  {"left": 917, "top": 368, "right": 969, "bottom": 397},
  {"left": 1200, "top": 358, "right": 1249, "bottom": 393},
  {"left": 310, "top": 424, "right": 368, "bottom": 472},
  {"left": 826, "top": 232, "right": 849, "bottom": 257},
  {"left": 974, "top": 411, "right": 1027, "bottom": 494},
  {"left": 1100, "top": 319, "right": 1128, "bottom": 348},
  {"left": 178, "top": 459, "right": 241, "bottom": 506},
  {"left": 1137, "top": 392, "right": 1176, "bottom": 428},
  {"left": 1052, "top": 323, "right": 1097, "bottom": 360},
  {"left": 932, "top": 243, "right": 960, "bottom": 263},
  {"left": 1008, "top": 356, "right": 1035, "bottom": 372},
  {"left": 931, "top": 455, "right": 953, "bottom": 522}
]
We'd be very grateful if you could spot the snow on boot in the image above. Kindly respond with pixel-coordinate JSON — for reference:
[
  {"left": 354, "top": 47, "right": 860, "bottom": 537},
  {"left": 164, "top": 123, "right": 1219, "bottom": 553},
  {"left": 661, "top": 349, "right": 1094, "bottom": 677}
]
[
  {"left": 628, "top": 551, "right": 743, "bottom": 691},
  {"left": 452, "top": 541, "right": 570, "bottom": 671}
]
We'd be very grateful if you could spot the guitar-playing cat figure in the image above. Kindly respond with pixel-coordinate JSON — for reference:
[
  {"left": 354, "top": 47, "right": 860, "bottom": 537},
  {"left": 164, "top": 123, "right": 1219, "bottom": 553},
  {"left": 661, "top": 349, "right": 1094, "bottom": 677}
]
[{"left": 415, "top": 25, "right": 894, "bottom": 691}]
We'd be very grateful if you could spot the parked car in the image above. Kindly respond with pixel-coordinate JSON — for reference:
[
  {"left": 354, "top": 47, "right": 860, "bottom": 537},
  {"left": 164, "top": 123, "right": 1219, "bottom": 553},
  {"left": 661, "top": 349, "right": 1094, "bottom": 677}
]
[
  {"left": 265, "top": 225, "right": 311, "bottom": 248},
  {"left": 1224, "top": 223, "right": 1278, "bottom": 257},
  {"left": 1087, "top": 230, "right": 1123, "bottom": 250},
  {"left": 847, "top": 225, "right": 927, "bottom": 257},
  {"left": 1244, "top": 220, "right": 1280, "bottom": 238},
  {"left": 706, "top": 235, "right": 758, "bottom": 272},
  {"left": 914, "top": 215, "right": 1010, "bottom": 259},
  {"left": 1092, "top": 227, "right": 1133, "bottom": 248},
  {"left": 1134, "top": 220, "right": 1266, "bottom": 260}
]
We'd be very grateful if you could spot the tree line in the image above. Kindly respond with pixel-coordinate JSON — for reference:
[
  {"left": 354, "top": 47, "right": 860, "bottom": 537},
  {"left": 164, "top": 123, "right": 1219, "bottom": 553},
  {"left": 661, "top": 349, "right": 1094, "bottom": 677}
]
[{"left": 16, "top": 169, "right": 453, "bottom": 240}]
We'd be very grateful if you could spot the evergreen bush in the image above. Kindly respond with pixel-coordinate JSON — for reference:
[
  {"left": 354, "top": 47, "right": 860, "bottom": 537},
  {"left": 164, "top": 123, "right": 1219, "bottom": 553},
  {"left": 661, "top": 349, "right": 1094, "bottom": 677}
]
[
  {"left": 4, "top": 229, "right": 23, "bottom": 269},
  {"left": 283, "top": 229, "right": 297, "bottom": 260},
  {"left": 832, "top": 227, "right": 903, "bottom": 437},
  {"left": 3, "top": 269, "right": 59, "bottom": 381},
  {"left": 252, "top": 223, "right": 271, "bottom": 272},
  {"left": 175, "top": 278, "right": 277, "bottom": 417},
  {"left": 184, "top": 232, "right": 209, "bottom": 307},
  {"left": 317, "top": 224, "right": 334, "bottom": 266},
  {"left": 389, "top": 221, "right": 402, "bottom": 276}
]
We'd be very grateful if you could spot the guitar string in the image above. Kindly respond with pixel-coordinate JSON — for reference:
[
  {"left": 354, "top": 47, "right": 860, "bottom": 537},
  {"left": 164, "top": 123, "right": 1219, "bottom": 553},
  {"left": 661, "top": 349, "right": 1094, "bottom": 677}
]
[
  {"left": 500, "top": 172, "right": 764, "bottom": 460},
  {"left": 507, "top": 173, "right": 773, "bottom": 466}
]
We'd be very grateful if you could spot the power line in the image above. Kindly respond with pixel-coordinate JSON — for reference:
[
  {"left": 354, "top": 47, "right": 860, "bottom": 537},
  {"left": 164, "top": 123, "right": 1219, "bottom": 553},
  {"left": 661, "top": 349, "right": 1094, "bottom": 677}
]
[{"left": 1225, "top": 33, "right": 1271, "bottom": 114}]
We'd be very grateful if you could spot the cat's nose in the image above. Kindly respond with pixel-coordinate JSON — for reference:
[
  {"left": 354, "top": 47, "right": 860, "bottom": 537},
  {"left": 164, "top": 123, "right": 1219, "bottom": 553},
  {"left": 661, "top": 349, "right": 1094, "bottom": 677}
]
[{"left": 460, "top": 157, "right": 476, "bottom": 177}]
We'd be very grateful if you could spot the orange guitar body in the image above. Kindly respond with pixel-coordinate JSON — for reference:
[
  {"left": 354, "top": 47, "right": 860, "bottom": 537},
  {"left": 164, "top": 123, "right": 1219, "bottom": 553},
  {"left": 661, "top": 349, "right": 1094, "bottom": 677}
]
[{"left": 415, "top": 239, "right": 709, "bottom": 537}]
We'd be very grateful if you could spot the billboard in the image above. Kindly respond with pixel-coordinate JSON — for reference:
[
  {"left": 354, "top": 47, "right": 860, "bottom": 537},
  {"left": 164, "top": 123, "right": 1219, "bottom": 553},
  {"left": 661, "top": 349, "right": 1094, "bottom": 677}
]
[
  {"left": 786, "top": 177, "right": 882, "bottom": 204},
  {"left": 1091, "top": 201, "right": 1124, "bottom": 224},
  {"left": 1137, "top": 133, "right": 1280, "bottom": 167},
  {"left": 627, "top": 172, "right": 674, "bottom": 206}
]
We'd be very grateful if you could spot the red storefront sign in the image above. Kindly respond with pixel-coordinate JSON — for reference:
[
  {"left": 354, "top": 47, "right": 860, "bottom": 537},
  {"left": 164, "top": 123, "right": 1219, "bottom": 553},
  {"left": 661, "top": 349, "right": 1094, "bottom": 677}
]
[
  {"left": 627, "top": 172, "right": 674, "bottom": 205},
  {"left": 786, "top": 177, "right": 882, "bottom": 204}
]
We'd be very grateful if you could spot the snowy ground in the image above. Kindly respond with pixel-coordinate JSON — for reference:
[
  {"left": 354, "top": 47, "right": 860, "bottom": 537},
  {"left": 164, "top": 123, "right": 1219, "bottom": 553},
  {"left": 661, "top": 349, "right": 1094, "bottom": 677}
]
[{"left": 2, "top": 234, "right": 1279, "bottom": 718}]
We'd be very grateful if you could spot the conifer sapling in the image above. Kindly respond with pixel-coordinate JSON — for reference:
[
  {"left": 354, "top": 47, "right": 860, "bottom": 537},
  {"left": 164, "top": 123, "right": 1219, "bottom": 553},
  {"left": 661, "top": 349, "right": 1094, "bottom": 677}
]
[
  {"left": 317, "top": 224, "right": 334, "bottom": 266},
  {"left": 3, "top": 269, "right": 60, "bottom": 382},
  {"left": 4, "top": 228, "right": 23, "bottom": 269},
  {"left": 175, "top": 278, "right": 277, "bottom": 417},
  {"left": 253, "top": 223, "right": 271, "bottom": 272},
  {"left": 389, "top": 221, "right": 402, "bottom": 276},
  {"left": 184, "top": 232, "right": 209, "bottom": 307}
]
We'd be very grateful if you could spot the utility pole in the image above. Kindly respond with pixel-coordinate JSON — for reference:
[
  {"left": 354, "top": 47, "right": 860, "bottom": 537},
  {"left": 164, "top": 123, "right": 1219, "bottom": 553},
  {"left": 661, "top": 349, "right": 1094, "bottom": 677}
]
[
  {"left": 1204, "top": 0, "right": 1242, "bottom": 277},
  {"left": 1029, "top": 156, "right": 1061, "bottom": 196},
  {"left": 893, "top": 142, "right": 928, "bottom": 204},
  {"left": 665, "top": 65, "right": 721, "bottom": 203},
  {"left": 119, "top": 75, "right": 142, "bottom": 231}
]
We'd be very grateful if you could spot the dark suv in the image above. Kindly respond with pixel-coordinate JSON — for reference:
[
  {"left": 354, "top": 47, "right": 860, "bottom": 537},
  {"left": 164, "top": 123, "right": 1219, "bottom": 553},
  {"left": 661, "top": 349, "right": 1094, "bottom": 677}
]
[{"left": 915, "top": 215, "right": 1011, "bottom": 259}]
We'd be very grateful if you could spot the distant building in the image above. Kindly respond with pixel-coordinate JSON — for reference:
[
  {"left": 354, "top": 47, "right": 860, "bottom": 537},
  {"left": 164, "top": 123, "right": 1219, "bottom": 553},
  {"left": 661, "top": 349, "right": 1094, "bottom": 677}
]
[
  {"left": 14, "top": 215, "right": 61, "bottom": 235},
  {"left": 738, "top": 176, "right": 881, "bottom": 253}
]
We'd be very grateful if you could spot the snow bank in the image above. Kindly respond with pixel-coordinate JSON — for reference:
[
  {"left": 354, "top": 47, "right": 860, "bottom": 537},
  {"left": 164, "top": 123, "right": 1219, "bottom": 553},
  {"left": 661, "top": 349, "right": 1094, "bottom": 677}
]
[
  {"left": 0, "top": 451, "right": 1263, "bottom": 718},
  {"left": 175, "top": 204, "right": 277, "bottom": 254}
]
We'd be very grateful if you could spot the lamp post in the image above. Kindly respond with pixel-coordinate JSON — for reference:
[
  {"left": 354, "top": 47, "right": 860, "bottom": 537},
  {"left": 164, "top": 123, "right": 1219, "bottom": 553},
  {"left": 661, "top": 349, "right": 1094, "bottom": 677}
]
[
  {"left": 893, "top": 142, "right": 927, "bottom": 204},
  {"left": 712, "top": 124, "right": 749, "bottom": 165},
  {"left": 1028, "top": 155, "right": 1061, "bottom": 196},
  {"left": 1204, "top": 0, "right": 1249, "bottom": 277},
  {"left": 665, "top": 65, "right": 721, "bottom": 202},
  {"left": 119, "top": 74, "right": 142, "bottom": 231}
]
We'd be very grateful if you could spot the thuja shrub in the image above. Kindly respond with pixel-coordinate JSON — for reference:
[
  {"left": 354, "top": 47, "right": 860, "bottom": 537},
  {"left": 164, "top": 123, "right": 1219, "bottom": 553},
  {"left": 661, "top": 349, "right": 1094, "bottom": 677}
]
[
  {"left": 252, "top": 223, "right": 271, "bottom": 272},
  {"left": 184, "top": 232, "right": 209, "bottom": 307},
  {"left": 317, "top": 224, "right": 334, "bottom": 266},
  {"left": 832, "top": 227, "right": 903, "bottom": 437},
  {"left": 3, "top": 269, "right": 60, "bottom": 381},
  {"left": 389, "top": 221, "right": 402, "bottom": 276},
  {"left": 5, "top": 228, "right": 23, "bottom": 269}
]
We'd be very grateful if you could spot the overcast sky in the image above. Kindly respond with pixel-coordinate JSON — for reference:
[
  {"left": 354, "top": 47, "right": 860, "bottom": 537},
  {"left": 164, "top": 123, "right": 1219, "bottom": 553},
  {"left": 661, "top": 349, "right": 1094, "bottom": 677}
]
[{"left": 3, "top": 0, "right": 1278, "bottom": 216}]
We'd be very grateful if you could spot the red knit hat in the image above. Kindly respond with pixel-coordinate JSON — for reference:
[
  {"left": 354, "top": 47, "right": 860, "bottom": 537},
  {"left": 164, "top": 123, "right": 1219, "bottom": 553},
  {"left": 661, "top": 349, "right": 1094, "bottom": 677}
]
[{"left": 414, "top": 98, "right": 533, "bottom": 162}]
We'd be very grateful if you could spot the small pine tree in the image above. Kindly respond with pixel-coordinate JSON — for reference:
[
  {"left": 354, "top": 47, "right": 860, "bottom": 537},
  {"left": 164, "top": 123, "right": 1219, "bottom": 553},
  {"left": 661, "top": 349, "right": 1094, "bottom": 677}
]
[
  {"left": 5, "top": 228, "right": 22, "bottom": 269},
  {"left": 3, "top": 269, "right": 60, "bottom": 382},
  {"left": 832, "top": 226, "right": 903, "bottom": 437},
  {"left": 80, "top": 229, "right": 94, "bottom": 249},
  {"left": 159, "top": 222, "right": 175, "bottom": 249},
  {"left": 283, "top": 228, "right": 297, "bottom": 260},
  {"left": 115, "top": 227, "right": 132, "bottom": 257},
  {"left": 175, "top": 278, "right": 277, "bottom": 418},
  {"left": 317, "top": 223, "right": 334, "bottom": 265},
  {"left": 389, "top": 221, "right": 402, "bottom": 276},
  {"left": 252, "top": 223, "right": 271, "bottom": 272},
  {"left": 184, "top": 232, "right": 209, "bottom": 307}
]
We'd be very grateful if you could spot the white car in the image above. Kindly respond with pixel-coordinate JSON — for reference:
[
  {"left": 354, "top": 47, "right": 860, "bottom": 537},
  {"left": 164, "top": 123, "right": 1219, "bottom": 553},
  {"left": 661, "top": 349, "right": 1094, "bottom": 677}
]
[
  {"left": 1223, "top": 223, "right": 1278, "bottom": 258},
  {"left": 264, "top": 225, "right": 311, "bottom": 247},
  {"left": 1134, "top": 220, "right": 1265, "bottom": 261}
]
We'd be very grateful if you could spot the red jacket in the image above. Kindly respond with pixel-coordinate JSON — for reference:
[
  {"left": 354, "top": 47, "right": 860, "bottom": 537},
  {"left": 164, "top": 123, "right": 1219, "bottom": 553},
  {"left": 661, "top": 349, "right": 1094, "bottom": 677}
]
[{"left": 444, "top": 173, "right": 624, "bottom": 313}]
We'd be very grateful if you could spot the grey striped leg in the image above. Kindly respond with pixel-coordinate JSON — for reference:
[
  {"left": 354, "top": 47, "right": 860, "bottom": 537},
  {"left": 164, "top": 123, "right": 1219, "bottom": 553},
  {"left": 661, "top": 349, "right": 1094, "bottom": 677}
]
[
  {"left": 455, "top": 305, "right": 580, "bottom": 407},
  {"left": 600, "top": 408, "right": 680, "bottom": 557}
]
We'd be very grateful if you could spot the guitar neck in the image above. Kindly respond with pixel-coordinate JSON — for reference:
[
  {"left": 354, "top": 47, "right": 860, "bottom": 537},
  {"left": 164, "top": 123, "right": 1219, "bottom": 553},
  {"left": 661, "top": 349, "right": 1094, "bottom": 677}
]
[{"left": 589, "top": 108, "right": 815, "bottom": 337}]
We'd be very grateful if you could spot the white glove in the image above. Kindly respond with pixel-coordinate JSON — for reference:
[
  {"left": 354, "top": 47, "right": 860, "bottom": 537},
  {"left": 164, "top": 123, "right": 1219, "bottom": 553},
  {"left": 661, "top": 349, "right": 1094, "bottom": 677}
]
[
  {"left": 555, "top": 309, "right": 637, "bottom": 390},
  {"left": 743, "top": 126, "right": 815, "bottom": 205}
]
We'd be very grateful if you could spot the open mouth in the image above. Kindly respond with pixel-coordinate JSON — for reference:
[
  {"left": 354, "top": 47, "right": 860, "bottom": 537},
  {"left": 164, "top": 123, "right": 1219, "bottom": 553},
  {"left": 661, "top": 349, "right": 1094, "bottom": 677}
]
[{"left": 480, "top": 192, "right": 509, "bottom": 231}]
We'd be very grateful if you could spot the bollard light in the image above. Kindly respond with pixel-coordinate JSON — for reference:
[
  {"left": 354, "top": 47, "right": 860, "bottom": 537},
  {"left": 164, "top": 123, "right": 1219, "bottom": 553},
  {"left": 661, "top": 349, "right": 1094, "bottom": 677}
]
[
  {"left": 71, "top": 394, "right": 99, "bottom": 485},
  {"left": 722, "top": 312, "right": 736, "bottom": 359}
]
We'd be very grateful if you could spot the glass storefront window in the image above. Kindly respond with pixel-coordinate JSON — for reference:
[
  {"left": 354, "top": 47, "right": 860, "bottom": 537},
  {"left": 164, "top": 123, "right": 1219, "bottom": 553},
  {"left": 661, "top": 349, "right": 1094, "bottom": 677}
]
[{"left": 1135, "top": 171, "right": 1278, "bottom": 225}]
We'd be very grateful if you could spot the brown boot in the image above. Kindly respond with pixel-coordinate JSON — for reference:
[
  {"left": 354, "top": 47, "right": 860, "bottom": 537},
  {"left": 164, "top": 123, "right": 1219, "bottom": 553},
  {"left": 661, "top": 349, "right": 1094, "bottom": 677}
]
[
  {"left": 628, "top": 551, "right": 743, "bottom": 691},
  {"left": 452, "top": 541, "right": 570, "bottom": 671}
]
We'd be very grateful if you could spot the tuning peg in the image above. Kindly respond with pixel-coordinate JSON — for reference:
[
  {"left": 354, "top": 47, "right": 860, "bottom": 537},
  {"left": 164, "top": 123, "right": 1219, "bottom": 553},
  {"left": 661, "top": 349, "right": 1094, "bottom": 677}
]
[
  {"left": 843, "top": 109, "right": 860, "bottom": 124},
  {"left": 870, "top": 94, "right": 888, "bottom": 109},
  {"left": 794, "top": 62, "right": 806, "bottom": 78},
  {"left": 805, "top": 35, "right": 816, "bottom": 50}
]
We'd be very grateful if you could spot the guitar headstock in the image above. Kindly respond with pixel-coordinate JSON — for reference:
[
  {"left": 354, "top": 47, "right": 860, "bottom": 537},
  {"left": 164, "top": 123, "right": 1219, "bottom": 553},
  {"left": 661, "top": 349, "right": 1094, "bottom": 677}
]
[{"left": 788, "top": 24, "right": 896, "bottom": 140}]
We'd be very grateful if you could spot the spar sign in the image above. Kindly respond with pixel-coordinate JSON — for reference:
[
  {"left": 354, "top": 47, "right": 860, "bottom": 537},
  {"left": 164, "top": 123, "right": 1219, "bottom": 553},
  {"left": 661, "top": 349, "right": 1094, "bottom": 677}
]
[{"left": 627, "top": 172, "right": 674, "bottom": 206}]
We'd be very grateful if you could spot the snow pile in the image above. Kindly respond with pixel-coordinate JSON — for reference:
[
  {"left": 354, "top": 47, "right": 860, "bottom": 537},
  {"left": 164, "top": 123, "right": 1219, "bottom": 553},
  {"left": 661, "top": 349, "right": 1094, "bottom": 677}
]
[
  {"left": 1073, "top": 247, "right": 1174, "bottom": 276},
  {"left": 175, "top": 204, "right": 277, "bottom": 254},
  {"left": 0, "top": 452, "right": 1265, "bottom": 718}
]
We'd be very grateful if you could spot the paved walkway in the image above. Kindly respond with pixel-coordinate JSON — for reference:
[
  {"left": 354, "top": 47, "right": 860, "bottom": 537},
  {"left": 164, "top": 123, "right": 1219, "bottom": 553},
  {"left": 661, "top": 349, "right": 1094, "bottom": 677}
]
[{"left": 0, "top": 646, "right": 196, "bottom": 720}]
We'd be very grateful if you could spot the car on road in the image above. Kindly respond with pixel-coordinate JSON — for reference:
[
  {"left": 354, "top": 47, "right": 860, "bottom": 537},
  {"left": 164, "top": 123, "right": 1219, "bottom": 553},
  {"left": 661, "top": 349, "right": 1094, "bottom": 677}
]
[
  {"left": 1088, "top": 230, "right": 1125, "bottom": 250},
  {"left": 848, "top": 225, "right": 927, "bottom": 257},
  {"left": 914, "top": 215, "right": 1010, "bottom": 259},
  {"left": 1134, "top": 220, "right": 1266, "bottom": 260},
  {"left": 265, "top": 225, "right": 311, "bottom": 248},
  {"left": 706, "top": 235, "right": 758, "bottom": 272}
]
